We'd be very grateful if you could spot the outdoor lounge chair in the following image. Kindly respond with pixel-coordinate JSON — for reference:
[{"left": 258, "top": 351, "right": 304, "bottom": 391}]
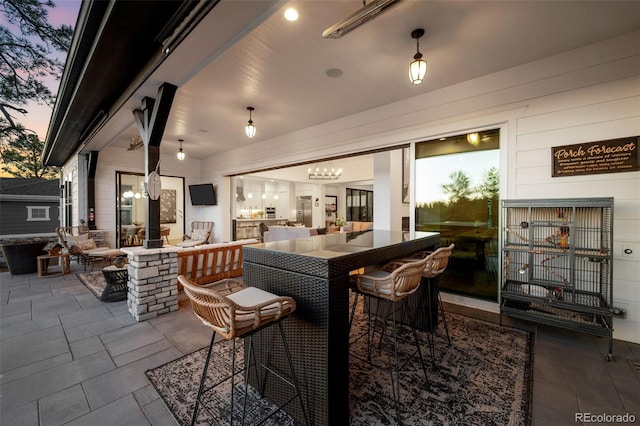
[
  {"left": 178, "top": 221, "right": 214, "bottom": 247},
  {"left": 56, "top": 226, "right": 121, "bottom": 270}
]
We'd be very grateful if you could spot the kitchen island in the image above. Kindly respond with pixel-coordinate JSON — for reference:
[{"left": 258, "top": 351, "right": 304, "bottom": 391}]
[{"left": 233, "top": 218, "right": 288, "bottom": 240}]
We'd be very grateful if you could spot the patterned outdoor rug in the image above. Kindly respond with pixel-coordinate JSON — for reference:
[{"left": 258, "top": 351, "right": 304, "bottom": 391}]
[
  {"left": 76, "top": 271, "right": 106, "bottom": 299},
  {"left": 146, "top": 307, "right": 532, "bottom": 425}
]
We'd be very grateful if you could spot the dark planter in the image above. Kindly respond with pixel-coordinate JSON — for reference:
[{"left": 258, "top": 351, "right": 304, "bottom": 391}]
[{"left": 1, "top": 241, "right": 48, "bottom": 275}]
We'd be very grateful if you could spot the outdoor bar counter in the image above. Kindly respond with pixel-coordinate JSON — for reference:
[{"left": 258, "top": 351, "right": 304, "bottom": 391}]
[{"left": 242, "top": 230, "right": 440, "bottom": 425}]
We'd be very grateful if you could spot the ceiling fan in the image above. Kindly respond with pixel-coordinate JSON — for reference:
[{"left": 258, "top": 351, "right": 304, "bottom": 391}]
[
  {"left": 127, "top": 136, "right": 144, "bottom": 151},
  {"left": 322, "top": 0, "right": 404, "bottom": 39}
]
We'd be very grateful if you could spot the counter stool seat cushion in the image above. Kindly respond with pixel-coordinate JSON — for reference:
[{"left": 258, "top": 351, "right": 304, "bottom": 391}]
[
  {"left": 226, "top": 287, "right": 290, "bottom": 331},
  {"left": 179, "top": 276, "right": 296, "bottom": 340}
]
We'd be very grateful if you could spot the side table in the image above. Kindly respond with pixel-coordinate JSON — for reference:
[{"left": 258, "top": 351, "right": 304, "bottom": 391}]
[
  {"left": 101, "top": 265, "right": 128, "bottom": 302},
  {"left": 37, "top": 253, "right": 71, "bottom": 277}
]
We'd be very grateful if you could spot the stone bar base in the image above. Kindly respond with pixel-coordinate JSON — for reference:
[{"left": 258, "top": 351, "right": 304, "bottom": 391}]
[{"left": 121, "top": 246, "right": 179, "bottom": 321}]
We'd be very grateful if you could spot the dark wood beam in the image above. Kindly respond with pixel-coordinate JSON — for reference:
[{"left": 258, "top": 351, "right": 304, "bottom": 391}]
[{"left": 133, "top": 82, "right": 177, "bottom": 249}]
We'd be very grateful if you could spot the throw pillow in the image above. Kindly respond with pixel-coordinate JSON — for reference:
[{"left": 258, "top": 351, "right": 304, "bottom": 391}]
[
  {"left": 191, "top": 230, "right": 207, "bottom": 241},
  {"left": 67, "top": 233, "right": 89, "bottom": 247},
  {"left": 77, "top": 239, "right": 97, "bottom": 251}
]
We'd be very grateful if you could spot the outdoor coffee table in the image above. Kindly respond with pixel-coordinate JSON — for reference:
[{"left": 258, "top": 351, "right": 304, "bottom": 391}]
[{"left": 100, "top": 265, "right": 128, "bottom": 302}]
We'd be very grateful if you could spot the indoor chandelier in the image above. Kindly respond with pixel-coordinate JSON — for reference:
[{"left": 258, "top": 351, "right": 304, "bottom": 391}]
[{"left": 308, "top": 161, "right": 342, "bottom": 180}]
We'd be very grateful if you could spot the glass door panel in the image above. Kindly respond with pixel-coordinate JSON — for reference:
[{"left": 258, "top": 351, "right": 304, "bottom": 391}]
[
  {"left": 414, "top": 129, "right": 500, "bottom": 301},
  {"left": 116, "top": 172, "right": 186, "bottom": 248},
  {"left": 117, "top": 172, "right": 145, "bottom": 247}
]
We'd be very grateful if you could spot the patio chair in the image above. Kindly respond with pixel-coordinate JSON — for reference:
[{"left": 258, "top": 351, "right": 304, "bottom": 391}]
[
  {"left": 160, "top": 226, "right": 171, "bottom": 244},
  {"left": 56, "top": 226, "right": 119, "bottom": 270},
  {"left": 178, "top": 221, "right": 214, "bottom": 247}
]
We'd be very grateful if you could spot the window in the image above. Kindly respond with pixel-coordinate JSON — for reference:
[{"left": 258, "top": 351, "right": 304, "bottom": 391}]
[
  {"left": 64, "top": 180, "right": 72, "bottom": 226},
  {"left": 27, "top": 206, "right": 51, "bottom": 221},
  {"left": 346, "top": 188, "right": 373, "bottom": 222}
]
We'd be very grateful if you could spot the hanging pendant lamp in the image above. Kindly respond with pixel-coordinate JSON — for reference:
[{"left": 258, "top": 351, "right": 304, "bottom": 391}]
[
  {"left": 245, "top": 106, "right": 256, "bottom": 138},
  {"left": 177, "top": 139, "right": 185, "bottom": 160},
  {"left": 409, "top": 28, "right": 427, "bottom": 85}
]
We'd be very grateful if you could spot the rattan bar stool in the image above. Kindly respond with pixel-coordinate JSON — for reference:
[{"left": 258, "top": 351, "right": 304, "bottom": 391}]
[
  {"left": 397, "top": 243, "right": 455, "bottom": 345},
  {"left": 178, "top": 275, "right": 308, "bottom": 426},
  {"left": 377, "top": 243, "right": 455, "bottom": 372},
  {"left": 348, "top": 256, "right": 430, "bottom": 425}
]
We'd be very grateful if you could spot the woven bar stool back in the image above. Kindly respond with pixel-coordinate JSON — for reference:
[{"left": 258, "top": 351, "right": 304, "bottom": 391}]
[
  {"left": 349, "top": 256, "right": 430, "bottom": 425},
  {"left": 179, "top": 275, "right": 308, "bottom": 426},
  {"left": 404, "top": 243, "right": 455, "bottom": 346}
]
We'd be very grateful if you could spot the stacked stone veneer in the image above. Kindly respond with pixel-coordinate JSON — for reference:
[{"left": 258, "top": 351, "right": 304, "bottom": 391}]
[{"left": 122, "top": 247, "right": 179, "bottom": 321}]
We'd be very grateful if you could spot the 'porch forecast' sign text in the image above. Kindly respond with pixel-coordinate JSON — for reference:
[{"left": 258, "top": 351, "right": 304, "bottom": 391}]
[{"left": 552, "top": 136, "right": 638, "bottom": 177}]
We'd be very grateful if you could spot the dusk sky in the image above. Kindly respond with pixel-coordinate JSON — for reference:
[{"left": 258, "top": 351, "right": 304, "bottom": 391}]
[{"left": 8, "top": 0, "right": 81, "bottom": 140}]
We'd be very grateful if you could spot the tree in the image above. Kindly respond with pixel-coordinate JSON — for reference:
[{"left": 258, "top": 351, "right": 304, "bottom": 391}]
[
  {"left": 1, "top": 132, "right": 58, "bottom": 178},
  {"left": 441, "top": 170, "right": 472, "bottom": 203},
  {"left": 0, "top": 0, "right": 72, "bottom": 177},
  {"left": 475, "top": 166, "right": 499, "bottom": 199}
]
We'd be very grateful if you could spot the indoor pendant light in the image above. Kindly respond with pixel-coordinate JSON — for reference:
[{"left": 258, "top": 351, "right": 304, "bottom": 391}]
[
  {"left": 245, "top": 106, "right": 256, "bottom": 138},
  {"left": 409, "top": 28, "right": 427, "bottom": 85},
  {"left": 177, "top": 139, "right": 185, "bottom": 160}
]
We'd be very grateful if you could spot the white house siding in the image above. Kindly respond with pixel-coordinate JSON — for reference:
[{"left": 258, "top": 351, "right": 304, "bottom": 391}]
[
  {"left": 204, "top": 31, "right": 640, "bottom": 343},
  {"left": 65, "top": 31, "right": 639, "bottom": 342}
]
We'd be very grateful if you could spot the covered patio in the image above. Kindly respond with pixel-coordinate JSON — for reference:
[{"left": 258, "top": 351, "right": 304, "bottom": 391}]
[{"left": 1, "top": 264, "right": 638, "bottom": 424}]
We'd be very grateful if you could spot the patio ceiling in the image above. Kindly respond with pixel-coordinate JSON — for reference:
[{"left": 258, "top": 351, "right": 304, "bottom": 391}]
[{"left": 47, "top": 0, "right": 640, "bottom": 171}]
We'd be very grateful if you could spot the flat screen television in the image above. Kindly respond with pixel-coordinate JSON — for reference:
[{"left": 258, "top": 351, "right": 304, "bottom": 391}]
[{"left": 189, "top": 184, "right": 217, "bottom": 205}]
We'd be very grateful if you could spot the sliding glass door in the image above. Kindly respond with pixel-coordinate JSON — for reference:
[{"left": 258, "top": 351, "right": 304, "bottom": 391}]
[
  {"left": 414, "top": 129, "right": 500, "bottom": 301},
  {"left": 116, "top": 172, "right": 185, "bottom": 248}
]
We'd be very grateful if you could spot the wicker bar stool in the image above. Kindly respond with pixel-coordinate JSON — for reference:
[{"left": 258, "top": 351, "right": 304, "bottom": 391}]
[
  {"left": 178, "top": 275, "right": 308, "bottom": 426},
  {"left": 377, "top": 243, "right": 455, "bottom": 372},
  {"left": 397, "top": 243, "right": 455, "bottom": 345},
  {"left": 348, "top": 256, "right": 430, "bottom": 425}
]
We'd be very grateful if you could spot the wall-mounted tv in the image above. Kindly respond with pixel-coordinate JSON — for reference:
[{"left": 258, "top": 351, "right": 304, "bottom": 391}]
[{"left": 188, "top": 184, "right": 217, "bottom": 206}]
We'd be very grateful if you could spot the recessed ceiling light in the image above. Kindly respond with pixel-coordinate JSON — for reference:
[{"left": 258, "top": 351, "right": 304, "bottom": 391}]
[
  {"left": 326, "top": 68, "right": 343, "bottom": 78},
  {"left": 284, "top": 7, "right": 298, "bottom": 21}
]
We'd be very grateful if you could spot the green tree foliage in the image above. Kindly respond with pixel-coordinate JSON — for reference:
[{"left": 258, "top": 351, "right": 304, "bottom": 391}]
[
  {"left": 475, "top": 166, "right": 499, "bottom": 199},
  {"left": 1, "top": 132, "right": 58, "bottom": 178},
  {"left": 441, "top": 170, "right": 472, "bottom": 203},
  {"left": 0, "top": 0, "right": 72, "bottom": 177}
]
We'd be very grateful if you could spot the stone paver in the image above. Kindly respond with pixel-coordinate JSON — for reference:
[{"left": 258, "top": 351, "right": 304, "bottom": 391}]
[{"left": 1, "top": 265, "right": 638, "bottom": 426}]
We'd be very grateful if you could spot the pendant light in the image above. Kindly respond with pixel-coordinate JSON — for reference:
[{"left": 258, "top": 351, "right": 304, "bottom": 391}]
[
  {"left": 177, "top": 139, "right": 185, "bottom": 161},
  {"left": 409, "top": 28, "right": 427, "bottom": 85},
  {"left": 245, "top": 106, "right": 256, "bottom": 138}
]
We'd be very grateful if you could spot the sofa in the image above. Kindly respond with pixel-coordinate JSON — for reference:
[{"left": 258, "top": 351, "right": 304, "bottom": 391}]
[
  {"left": 342, "top": 221, "right": 374, "bottom": 232},
  {"left": 176, "top": 238, "right": 259, "bottom": 285},
  {"left": 262, "top": 225, "right": 318, "bottom": 243}
]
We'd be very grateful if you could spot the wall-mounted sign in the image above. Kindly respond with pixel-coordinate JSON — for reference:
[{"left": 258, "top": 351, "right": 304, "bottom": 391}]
[{"left": 552, "top": 136, "right": 638, "bottom": 177}]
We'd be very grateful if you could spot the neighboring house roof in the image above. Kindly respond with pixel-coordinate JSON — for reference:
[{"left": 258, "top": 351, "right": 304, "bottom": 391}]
[{"left": 0, "top": 178, "right": 60, "bottom": 197}]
